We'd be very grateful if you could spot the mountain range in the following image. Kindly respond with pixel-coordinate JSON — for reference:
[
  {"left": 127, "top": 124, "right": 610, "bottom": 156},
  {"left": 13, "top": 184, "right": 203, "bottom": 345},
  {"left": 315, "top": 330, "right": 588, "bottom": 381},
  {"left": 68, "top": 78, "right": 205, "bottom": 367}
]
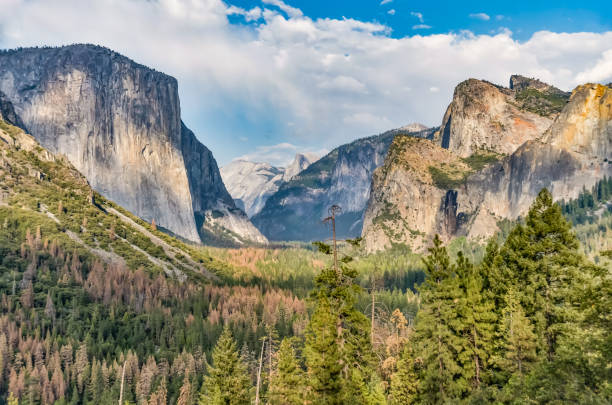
[
  {"left": 250, "top": 124, "right": 434, "bottom": 241},
  {"left": 220, "top": 153, "right": 318, "bottom": 217},
  {"left": 0, "top": 44, "right": 608, "bottom": 254},
  {"left": 362, "top": 76, "right": 611, "bottom": 251}
]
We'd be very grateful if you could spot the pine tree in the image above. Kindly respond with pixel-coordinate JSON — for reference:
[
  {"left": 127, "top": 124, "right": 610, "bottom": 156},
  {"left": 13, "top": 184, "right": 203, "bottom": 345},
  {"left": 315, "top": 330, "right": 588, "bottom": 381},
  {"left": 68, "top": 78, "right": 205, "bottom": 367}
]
[
  {"left": 413, "top": 235, "right": 463, "bottom": 403},
  {"left": 268, "top": 338, "right": 304, "bottom": 405},
  {"left": 497, "top": 289, "right": 537, "bottom": 375},
  {"left": 199, "top": 326, "right": 253, "bottom": 405},
  {"left": 454, "top": 252, "right": 496, "bottom": 390},
  {"left": 389, "top": 345, "right": 419, "bottom": 405},
  {"left": 496, "top": 189, "right": 585, "bottom": 359},
  {"left": 304, "top": 238, "right": 374, "bottom": 404}
]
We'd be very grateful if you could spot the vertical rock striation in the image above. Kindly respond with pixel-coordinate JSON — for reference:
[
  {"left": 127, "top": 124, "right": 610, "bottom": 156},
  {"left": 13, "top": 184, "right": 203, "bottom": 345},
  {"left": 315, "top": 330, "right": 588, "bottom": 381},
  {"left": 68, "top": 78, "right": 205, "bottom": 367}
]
[{"left": 0, "top": 44, "right": 265, "bottom": 244}]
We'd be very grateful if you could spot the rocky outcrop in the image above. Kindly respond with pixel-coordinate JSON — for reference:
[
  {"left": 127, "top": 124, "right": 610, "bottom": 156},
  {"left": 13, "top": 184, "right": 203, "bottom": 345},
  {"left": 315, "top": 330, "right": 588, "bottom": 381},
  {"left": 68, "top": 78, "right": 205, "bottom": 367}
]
[
  {"left": 283, "top": 153, "right": 318, "bottom": 181},
  {"left": 221, "top": 153, "right": 317, "bottom": 217},
  {"left": 0, "top": 90, "right": 26, "bottom": 128},
  {"left": 436, "top": 77, "right": 567, "bottom": 157},
  {"left": 362, "top": 81, "right": 611, "bottom": 252},
  {"left": 0, "top": 44, "right": 265, "bottom": 245},
  {"left": 252, "top": 125, "right": 434, "bottom": 241}
]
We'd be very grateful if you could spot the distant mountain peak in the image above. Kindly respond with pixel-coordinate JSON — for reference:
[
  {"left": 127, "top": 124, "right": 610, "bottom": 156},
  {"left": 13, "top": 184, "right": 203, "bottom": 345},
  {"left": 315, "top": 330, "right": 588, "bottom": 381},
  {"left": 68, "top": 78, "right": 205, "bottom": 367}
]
[
  {"left": 509, "top": 74, "right": 566, "bottom": 95},
  {"left": 221, "top": 152, "right": 318, "bottom": 217}
]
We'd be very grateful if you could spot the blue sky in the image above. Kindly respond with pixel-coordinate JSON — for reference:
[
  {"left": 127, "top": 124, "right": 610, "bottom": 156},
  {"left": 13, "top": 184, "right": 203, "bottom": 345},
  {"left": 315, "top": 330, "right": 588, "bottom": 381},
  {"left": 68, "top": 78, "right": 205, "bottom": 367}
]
[
  {"left": 1, "top": 0, "right": 611, "bottom": 166},
  {"left": 229, "top": 0, "right": 611, "bottom": 40}
]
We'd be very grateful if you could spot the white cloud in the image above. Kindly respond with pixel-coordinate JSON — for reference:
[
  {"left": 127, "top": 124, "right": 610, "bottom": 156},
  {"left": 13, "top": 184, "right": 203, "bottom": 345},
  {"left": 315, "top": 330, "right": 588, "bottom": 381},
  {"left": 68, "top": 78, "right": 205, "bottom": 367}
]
[
  {"left": 388, "top": 9, "right": 396, "bottom": 16},
  {"left": 318, "top": 76, "right": 368, "bottom": 94},
  {"left": 495, "top": 15, "right": 505, "bottom": 21},
  {"left": 412, "top": 24, "right": 432, "bottom": 30},
  {"left": 0, "top": 1, "right": 611, "bottom": 165},
  {"left": 410, "top": 11, "right": 424, "bottom": 23},
  {"left": 380, "top": 0, "right": 393, "bottom": 5},
  {"left": 227, "top": 5, "right": 262, "bottom": 22},
  {"left": 575, "top": 49, "right": 612, "bottom": 83},
  {"left": 469, "top": 13, "right": 491, "bottom": 21},
  {"left": 262, "top": 0, "right": 302, "bottom": 18}
]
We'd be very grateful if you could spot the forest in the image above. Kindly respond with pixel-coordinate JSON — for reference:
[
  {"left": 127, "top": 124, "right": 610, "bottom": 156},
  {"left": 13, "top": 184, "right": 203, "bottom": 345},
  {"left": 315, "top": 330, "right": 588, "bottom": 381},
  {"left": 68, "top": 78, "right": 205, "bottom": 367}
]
[{"left": 0, "top": 186, "right": 609, "bottom": 404}]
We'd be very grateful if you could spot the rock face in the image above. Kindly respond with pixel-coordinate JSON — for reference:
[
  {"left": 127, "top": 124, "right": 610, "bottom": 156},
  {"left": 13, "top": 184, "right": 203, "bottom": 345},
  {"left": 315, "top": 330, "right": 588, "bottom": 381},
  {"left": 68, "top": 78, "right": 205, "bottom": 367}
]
[
  {"left": 252, "top": 125, "right": 434, "bottom": 241},
  {"left": 220, "top": 153, "right": 317, "bottom": 217},
  {"left": 0, "top": 45, "right": 266, "bottom": 245},
  {"left": 436, "top": 76, "right": 567, "bottom": 157},
  {"left": 362, "top": 79, "right": 611, "bottom": 252}
]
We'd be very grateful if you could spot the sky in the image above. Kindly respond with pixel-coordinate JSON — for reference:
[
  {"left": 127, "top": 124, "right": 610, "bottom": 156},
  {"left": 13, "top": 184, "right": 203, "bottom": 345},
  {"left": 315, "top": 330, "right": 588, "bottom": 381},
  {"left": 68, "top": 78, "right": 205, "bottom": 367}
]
[{"left": 0, "top": 0, "right": 611, "bottom": 166}]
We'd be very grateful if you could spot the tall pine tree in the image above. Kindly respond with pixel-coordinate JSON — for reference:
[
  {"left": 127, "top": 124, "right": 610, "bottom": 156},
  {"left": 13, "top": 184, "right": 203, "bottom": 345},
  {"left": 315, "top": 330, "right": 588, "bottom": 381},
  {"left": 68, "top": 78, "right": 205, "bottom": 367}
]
[
  {"left": 199, "top": 326, "right": 253, "bottom": 405},
  {"left": 305, "top": 239, "right": 375, "bottom": 404},
  {"left": 413, "top": 235, "right": 463, "bottom": 403},
  {"left": 268, "top": 338, "right": 304, "bottom": 405}
]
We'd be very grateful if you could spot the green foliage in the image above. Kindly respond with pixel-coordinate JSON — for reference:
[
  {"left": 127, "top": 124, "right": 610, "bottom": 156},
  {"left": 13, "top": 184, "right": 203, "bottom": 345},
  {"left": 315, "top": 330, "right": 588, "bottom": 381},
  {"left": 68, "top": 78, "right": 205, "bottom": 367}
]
[
  {"left": 428, "top": 165, "right": 467, "bottom": 190},
  {"left": 312, "top": 241, "right": 332, "bottom": 255},
  {"left": 268, "top": 339, "right": 305, "bottom": 405},
  {"left": 389, "top": 345, "right": 419, "bottom": 404},
  {"left": 199, "top": 326, "right": 253, "bottom": 405},
  {"left": 560, "top": 176, "right": 612, "bottom": 225},
  {"left": 461, "top": 152, "right": 500, "bottom": 171},
  {"left": 515, "top": 87, "right": 570, "bottom": 116},
  {"left": 413, "top": 236, "right": 464, "bottom": 402},
  {"left": 305, "top": 242, "right": 375, "bottom": 404}
]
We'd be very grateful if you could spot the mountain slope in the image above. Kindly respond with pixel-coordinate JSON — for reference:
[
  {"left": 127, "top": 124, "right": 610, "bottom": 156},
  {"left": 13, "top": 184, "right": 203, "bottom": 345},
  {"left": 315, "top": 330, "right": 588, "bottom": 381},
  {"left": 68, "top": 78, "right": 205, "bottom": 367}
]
[
  {"left": 0, "top": 44, "right": 266, "bottom": 245},
  {"left": 0, "top": 109, "right": 227, "bottom": 280},
  {"left": 220, "top": 153, "right": 317, "bottom": 217},
  {"left": 252, "top": 126, "right": 435, "bottom": 241},
  {"left": 362, "top": 79, "right": 611, "bottom": 252}
]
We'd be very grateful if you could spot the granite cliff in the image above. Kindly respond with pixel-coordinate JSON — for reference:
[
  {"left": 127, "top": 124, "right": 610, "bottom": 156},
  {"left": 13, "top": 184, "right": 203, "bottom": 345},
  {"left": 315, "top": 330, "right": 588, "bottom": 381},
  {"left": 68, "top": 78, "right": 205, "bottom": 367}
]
[
  {"left": 252, "top": 125, "right": 434, "bottom": 241},
  {"left": 362, "top": 78, "right": 611, "bottom": 252},
  {"left": 0, "top": 45, "right": 266, "bottom": 245},
  {"left": 436, "top": 75, "right": 568, "bottom": 157}
]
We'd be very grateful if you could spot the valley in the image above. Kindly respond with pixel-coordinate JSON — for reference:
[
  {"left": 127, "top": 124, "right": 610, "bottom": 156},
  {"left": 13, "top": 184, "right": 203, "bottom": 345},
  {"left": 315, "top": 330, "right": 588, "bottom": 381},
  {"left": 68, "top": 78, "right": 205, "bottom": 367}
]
[{"left": 0, "top": 44, "right": 609, "bottom": 404}]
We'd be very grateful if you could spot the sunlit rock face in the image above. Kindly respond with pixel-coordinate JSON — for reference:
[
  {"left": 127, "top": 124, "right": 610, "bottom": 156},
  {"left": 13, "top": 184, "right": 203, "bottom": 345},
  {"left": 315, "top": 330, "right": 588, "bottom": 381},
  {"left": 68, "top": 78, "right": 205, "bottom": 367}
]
[
  {"left": 251, "top": 126, "right": 435, "bottom": 242},
  {"left": 362, "top": 79, "right": 611, "bottom": 252},
  {"left": 436, "top": 76, "right": 566, "bottom": 157},
  {"left": 0, "top": 44, "right": 266, "bottom": 244}
]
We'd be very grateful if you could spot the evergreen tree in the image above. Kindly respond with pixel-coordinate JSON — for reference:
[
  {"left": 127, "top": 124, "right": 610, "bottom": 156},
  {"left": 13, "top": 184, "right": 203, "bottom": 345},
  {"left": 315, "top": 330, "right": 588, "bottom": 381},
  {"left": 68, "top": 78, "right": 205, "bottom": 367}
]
[
  {"left": 496, "top": 189, "right": 584, "bottom": 359},
  {"left": 389, "top": 345, "right": 419, "bottom": 405},
  {"left": 199, "top": 326, "right": 252, "bottom": 405},
  {"left": 496, "top": 289, "right": 537, "bottom": 376},
  {"left": 268, "top": 338, "right": 304, "bottom": 405},
  {"left": 413, "top": 235, "right": 463, "bottom": 403},
  {"left": 304, "top": 239, "right": 375, "bottom": 404},
  {"left": 454, "top": 252, "right": 496, "bottom": 390}
]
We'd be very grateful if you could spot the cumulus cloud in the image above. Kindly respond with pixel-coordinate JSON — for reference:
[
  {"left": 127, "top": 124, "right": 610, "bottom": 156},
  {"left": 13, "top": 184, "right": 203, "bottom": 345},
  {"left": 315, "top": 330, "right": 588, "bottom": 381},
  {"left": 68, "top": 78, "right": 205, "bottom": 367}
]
[
  {"left": 410, "top": 11, "right": 424, "bottom": 23},
  {"left": 388, "top": 9, "right": 396, "bottom": 16},
  {"left": 469, "top": 13, "right": 491, "bottom": 21},
  {"left": 262, "top": 0, "right": 302, "bottom": 18},
  {"left": 0, "top": 0, "right": 611, "bottom": 165},
  {"left": 227, "top": 5, "right": 262, "bottom": 21},
  {"left": 412, "top": 24, "right": 432, "bottom": 30},
  {"left": 380, "top": 0, "right": 393, "bottom": 5}
]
